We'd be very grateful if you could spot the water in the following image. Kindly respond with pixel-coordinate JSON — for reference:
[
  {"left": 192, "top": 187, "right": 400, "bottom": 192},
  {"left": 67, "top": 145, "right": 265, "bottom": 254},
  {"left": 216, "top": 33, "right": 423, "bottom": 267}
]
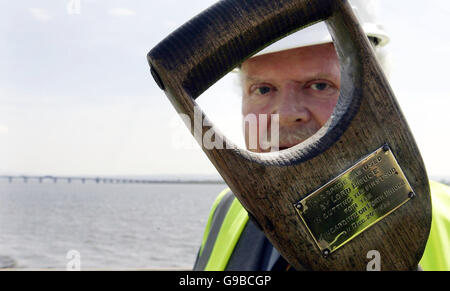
[{"left": 0, "top": 181, "right": 226, "bottom": 269}]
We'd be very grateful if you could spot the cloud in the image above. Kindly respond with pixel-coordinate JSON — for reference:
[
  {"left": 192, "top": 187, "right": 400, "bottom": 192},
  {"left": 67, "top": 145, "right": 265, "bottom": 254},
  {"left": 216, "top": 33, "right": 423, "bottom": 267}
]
[
  {"left": 29, "top": 8, "right": 52, "bottom": 22},
  {"left": 108, "top": 8, "right": 136, "bottom": 17},
  {"left": 164, "top": 20, "right": 179, "bottom": 30},
  {"left": 0, "top": 125, "right": 8, "bottom": 134}
]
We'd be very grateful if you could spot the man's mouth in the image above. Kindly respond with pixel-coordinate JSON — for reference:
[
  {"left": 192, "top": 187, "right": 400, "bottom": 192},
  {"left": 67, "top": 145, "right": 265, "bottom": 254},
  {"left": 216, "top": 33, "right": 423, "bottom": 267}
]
[{"left": 278, "top": 141, "right": 304, "bottom": 151}]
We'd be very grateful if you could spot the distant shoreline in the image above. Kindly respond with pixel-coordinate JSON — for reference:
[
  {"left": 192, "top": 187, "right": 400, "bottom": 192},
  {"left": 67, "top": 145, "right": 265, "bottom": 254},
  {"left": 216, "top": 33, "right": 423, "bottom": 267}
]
[
  {"left": 0, "top": 175, "right": 226, "bottom": 185},
  {"left": 142, "top": 180, "right": 226, "bottom": 184},
  {"left": 1, "top": 175, "right": 449, "bottom": 186}
]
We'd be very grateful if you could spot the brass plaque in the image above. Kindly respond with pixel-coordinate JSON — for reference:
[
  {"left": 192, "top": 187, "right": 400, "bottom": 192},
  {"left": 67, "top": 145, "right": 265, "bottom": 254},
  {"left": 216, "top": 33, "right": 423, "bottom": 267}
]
[{"left": 294, "top": 144, "right": 414, "bottom": 255}]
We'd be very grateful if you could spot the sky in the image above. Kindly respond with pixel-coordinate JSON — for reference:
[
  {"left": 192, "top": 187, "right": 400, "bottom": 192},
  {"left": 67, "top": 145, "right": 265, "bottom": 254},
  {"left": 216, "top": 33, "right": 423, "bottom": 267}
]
[{"left": 0, "top": 0, "right": 449, "bottom": 178}]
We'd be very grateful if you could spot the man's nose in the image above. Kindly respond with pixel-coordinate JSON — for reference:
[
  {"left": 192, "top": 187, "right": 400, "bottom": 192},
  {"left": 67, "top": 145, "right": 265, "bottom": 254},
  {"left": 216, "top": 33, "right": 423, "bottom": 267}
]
[{"left": 275, "top": 83, "right": 311, "bottom": 126}]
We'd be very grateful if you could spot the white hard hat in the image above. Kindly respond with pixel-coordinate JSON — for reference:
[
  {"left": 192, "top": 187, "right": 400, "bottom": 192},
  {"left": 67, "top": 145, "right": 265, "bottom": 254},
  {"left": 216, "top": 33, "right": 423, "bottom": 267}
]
[{"left": 253, "top": 0, "right": 389, "bottom": 57}]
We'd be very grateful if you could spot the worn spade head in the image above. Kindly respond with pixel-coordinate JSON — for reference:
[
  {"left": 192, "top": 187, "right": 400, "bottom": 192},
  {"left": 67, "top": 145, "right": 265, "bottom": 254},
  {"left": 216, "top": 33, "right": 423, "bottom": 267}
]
[{"left": 147, "top": 0, "right": 431, "bottom": 270}]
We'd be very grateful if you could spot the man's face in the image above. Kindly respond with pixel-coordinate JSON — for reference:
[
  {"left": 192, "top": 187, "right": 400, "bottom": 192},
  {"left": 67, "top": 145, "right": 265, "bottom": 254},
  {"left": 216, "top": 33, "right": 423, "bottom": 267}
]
[{"left": 240, "top": 43, "right": 340, "bottom": 152}]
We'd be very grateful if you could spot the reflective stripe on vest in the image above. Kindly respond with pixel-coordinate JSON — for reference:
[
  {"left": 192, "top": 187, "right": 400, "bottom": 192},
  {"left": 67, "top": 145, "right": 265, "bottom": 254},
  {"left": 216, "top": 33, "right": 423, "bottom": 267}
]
[
  {"left": 194, "top": 189, "right": 249, "bottom": 271},
  {"left": 420, "top": 181, "right": 450, "bottom": 270},
  {"left": 198, "top": 188, "right": 231, "bottom": 258}
]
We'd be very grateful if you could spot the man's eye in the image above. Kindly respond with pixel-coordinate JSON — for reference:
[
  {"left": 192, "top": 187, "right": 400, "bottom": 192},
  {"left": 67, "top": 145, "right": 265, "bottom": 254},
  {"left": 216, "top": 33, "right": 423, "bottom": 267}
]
[
  {"left": 310, "top": 82, "right": 330, "bottom": 91},
  {"left": 257, "top": 86, "right": 272, "bottom": 95}
]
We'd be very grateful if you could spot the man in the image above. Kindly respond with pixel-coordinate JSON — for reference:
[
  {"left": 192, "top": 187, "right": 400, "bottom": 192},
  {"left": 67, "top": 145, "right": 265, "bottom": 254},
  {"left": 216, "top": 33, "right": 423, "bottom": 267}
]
[
  {"left": 241, "top": 42, "right": 339, "bottom": 153},
  {"left": 193, "top": 0, "right": 450, "bottom": 271}
]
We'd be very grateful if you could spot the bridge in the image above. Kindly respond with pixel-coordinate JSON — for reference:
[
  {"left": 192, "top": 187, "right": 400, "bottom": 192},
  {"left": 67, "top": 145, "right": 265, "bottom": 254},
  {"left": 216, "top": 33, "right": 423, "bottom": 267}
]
[{"left": 0, "top": 175, "right": 225, "bottom": 185}]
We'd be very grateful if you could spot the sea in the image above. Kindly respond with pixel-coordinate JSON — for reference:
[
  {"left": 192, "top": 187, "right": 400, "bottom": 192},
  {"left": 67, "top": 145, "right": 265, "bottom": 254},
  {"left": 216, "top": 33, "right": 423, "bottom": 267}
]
[
  {"left": 2, "top": 176, "right": 449, "bottom": 270},
  {"left": 0, "top": 180, "right": 227, "bottom": 270}
]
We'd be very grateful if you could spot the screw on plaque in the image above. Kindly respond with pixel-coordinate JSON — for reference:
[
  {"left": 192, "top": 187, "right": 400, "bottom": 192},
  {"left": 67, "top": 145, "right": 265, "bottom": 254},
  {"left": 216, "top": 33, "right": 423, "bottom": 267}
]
[
  {"left": 294, "top": 202, "right": 303, "bottom": 212},
  {"left": 382, "top": 144, "right": 390, "bottom": 152},
  {"left": 322, "top": 249, "right": 331, "bottom": 258},
  {"left": 408, "top": 192, "right": 416, "bottom": 199}
]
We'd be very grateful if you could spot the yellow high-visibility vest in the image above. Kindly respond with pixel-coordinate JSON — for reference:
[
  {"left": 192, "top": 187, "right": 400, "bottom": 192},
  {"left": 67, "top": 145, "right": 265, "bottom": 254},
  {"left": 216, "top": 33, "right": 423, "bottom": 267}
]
[{"left": 196, "top": 181, "right": 450, "bottom": 271}]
